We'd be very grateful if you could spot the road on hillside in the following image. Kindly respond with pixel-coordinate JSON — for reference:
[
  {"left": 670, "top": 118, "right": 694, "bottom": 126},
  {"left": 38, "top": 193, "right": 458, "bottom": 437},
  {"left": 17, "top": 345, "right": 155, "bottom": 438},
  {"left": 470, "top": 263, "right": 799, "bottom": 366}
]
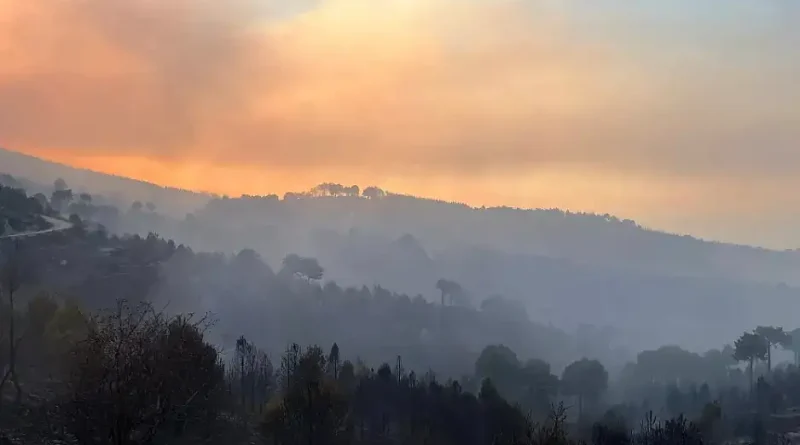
[{"left": 0, "top": 215, "right": 73, "bottom": 240}]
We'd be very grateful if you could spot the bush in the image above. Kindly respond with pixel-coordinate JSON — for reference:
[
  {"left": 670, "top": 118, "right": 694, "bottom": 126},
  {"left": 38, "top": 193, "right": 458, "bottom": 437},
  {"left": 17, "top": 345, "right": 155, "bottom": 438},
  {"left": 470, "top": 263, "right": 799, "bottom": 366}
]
[{"left": 63, "top": 301, "right": 225, "bottom": 445}]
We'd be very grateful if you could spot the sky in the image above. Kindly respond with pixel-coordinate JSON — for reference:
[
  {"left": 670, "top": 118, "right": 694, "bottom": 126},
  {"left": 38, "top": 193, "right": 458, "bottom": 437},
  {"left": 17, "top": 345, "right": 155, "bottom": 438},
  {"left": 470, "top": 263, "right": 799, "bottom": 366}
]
[{"left": 1, "top": 0, "right": 799, "bottom": 247}]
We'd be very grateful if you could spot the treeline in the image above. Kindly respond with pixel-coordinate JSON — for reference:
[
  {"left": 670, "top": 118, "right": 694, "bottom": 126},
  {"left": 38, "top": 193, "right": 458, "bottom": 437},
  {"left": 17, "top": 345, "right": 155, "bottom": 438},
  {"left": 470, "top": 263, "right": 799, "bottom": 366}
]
[
  {"left": 2, "top": 190, "right": 579, "bottom": 378},
  {"left": 7, "top": 177, "right": 800, "bottom": 443},
  {"left": 1, "top": 242, "right": 799, "bottom": 444},
  {"left": 0, "top": 294, "right": 714, "bottom": 445},
  {"left": 6, "top": 227, "right": 578, "bottom": 378}
]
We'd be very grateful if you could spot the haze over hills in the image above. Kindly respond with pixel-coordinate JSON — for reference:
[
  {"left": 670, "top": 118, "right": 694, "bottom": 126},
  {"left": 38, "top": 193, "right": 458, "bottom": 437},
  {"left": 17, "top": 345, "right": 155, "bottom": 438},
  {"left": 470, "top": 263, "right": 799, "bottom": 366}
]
[
  {"left": 6, "top": 146, "right": 799, "bottom": 284},
  {"left": 3, "top": 146, "right": 800, "bottom": 353},
  {"left": 3, "top": 0, "right": 800, "bottom": 441},
  {"left": 0, "top": 147, "right": 212, "bottom": 216}
]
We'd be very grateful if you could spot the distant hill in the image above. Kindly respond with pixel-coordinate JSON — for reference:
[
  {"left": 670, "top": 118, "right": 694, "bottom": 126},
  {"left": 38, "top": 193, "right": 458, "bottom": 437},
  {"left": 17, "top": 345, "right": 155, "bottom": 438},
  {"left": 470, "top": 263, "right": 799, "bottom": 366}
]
[
  {"left": 0, "top": 147, "right": 211, "bottom": 216},
  {"left": 5, "top": 148, "right": 800, "bottom": 352},
  {"left": 191, "top": 190, "right": 800, "bottom": 287},
  {"left": 4, "top": 148, "right": 800, "bottom": 287}
]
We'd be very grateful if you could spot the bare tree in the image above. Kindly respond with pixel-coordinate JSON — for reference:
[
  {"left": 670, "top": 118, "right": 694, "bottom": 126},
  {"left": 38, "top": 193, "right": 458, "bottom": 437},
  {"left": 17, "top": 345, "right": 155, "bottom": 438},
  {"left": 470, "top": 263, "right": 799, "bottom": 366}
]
[
  {"left": 64, "top": 300, "right": 225, "bottom": 445},
  {"left": 229, "top": 336, "right": 273, "bottom": 414},
  {"left": 0, "top": 240, "right": 25, "bottom": 404}
]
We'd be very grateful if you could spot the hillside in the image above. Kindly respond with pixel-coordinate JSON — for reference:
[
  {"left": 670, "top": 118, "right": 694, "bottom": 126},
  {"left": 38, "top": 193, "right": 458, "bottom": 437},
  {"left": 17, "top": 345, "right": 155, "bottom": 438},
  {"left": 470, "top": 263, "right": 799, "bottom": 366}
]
[
  {"left": 3, "top": 147, "right": 797, "bottom": 286},
  {"left": 0, "top": 147, "right": 211, "bottom": 216},
  {"left": 191, "top": 190, "right": 800, "bottom": 287},
  {"left": 0, "top": 184, "right": 52, "bottom": 236},
  {"left": 4, "top": 151, "right": 800, "bottom": 351}
]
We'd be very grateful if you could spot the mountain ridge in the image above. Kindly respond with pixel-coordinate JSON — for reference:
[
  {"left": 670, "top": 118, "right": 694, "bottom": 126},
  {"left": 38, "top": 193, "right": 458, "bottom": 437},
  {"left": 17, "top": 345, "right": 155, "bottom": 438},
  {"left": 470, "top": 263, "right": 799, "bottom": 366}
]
[
  {"left": 5, "top": 146, "right": 800, "bottom": 291},
  {"left": 4, "top": 146, "right": 798, "bottom": 254}
]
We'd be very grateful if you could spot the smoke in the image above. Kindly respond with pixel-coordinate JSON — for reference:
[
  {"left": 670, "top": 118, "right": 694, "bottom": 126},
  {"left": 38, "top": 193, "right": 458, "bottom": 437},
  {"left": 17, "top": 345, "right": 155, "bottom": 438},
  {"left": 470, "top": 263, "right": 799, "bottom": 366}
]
[{"left": 1, "top": 0, "right": 799, "bottom": 244}]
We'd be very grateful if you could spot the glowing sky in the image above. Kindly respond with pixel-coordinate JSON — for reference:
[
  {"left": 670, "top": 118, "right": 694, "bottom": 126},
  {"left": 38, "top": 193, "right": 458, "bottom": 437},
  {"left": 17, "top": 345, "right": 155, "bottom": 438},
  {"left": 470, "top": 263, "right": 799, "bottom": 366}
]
[{"left": 1, "top": 0, "right": 799, "bottom": 246}]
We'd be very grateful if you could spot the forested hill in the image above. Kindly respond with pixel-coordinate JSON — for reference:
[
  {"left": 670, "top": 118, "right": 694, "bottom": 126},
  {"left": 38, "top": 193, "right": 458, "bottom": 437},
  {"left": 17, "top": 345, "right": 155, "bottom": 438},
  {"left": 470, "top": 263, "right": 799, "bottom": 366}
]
[
  {"left": 2, "top": 146, "right": 799, "bottom": 286},
  {"left": 0, "top": 184, "right": 586, "bottom": 380},
  {"left": 5, "top": 152, "right": 800, "bottom": 351},
  {"left": 193, "top": 188, "right": 800, "bottom": 287}
]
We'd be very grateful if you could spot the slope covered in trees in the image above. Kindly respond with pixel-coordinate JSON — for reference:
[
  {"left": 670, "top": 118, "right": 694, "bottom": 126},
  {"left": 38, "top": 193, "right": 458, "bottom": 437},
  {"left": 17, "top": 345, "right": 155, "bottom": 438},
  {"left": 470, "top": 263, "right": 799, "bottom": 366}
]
[
  {"left": 4, "top": 170, "right": 800, "bottom": 352},
  {"left": 166, "top": 192, "right": 800, "bottom": 352},
  {"left": 1, "top": 290, "right": 800, "bottom": 445},
  {"left": 0, "top": 184, "right": 53, "bottom": 236},
  {"left": 4, "top": 147, "right": 800, "bottom": 286},
  {"left": 2, "top": 177, "right": 800, "bottom": 444}
]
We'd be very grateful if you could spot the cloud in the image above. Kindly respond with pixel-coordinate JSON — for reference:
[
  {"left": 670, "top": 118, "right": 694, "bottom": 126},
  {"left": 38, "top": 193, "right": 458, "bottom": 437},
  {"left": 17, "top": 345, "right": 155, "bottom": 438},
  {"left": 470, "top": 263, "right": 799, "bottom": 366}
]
[{"left": 1, "top": 0, "right": 800, "bottom": 244}]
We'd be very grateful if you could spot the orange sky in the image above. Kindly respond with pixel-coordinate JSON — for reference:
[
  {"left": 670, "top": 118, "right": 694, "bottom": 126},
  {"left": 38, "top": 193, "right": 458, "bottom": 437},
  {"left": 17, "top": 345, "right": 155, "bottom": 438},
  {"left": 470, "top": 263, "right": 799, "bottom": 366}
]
[{"left": 1, "top": 0, "right": 799, "bottom": 245}]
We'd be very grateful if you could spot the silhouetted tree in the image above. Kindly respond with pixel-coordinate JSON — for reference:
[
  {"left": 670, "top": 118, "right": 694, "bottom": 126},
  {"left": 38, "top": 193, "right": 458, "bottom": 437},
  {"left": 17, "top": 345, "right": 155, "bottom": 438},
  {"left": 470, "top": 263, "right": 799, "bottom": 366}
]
[
  {"left": 263, "top": 345, "right": 349, "bottom": 445},
  {"left": 788, "top": 328, "right": 800, "bottom": 366},
  {"left": 0, "top": 241, "right": 24, "bottom": 403},
  {"left": 561, "top": 358, "right": 608, "bottom": 421},
  {"left": 328, "top": 343, "right": 341, "bottom": 380},
  {"left": 281, "top": 254, "right": 324, "bottom": 282},
  {"left": 54, "top": 178, "right": 68, "bottom": 192},
  {"left": 362, "top": 186, "right": 386, "bottom": 199},
  {"left": 734, "top": 331, "right": 768, "bottom": 395},
  {"left": 755, "top": 326, "right": 791, "bottom": 373},
  {"left": 475, "top": 345, "right": 521, "bottom": 399},
  {"left": 51, "top": 188, "right": 73, "bottom": 212},
  {"left": 64, "top": 301, "right": 224, "bottom": 445},
  {"left": 435, "top": 279, "right": 463, "bottom": 307}
]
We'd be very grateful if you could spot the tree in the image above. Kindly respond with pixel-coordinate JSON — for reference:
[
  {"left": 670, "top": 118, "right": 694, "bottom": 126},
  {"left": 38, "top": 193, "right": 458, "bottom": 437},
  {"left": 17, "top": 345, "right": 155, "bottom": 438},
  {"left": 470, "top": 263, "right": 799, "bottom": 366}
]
[
  {"left": 54, "top": 178, "right": 68, "bottom": 191},
  {"left": 33, "top": 193, "right": 49, "bottom": 210},
  {"left": 231, "top": 335, "right": 272, "bottom": 413},
  {"left": 519, "top": 358, "right": 560, "bottom": 419},
  {"left": 633, "top": 346, "right": 708, "bottom": 386},
  {"left": 64, "top": 301, "right": 224, "bottom": 445},
  {"left": 280, "top": 254, "right": 324, "bottom": 282},
  {"left": 263, "top": 345, "right": 349, "bottom": 445},
  {"left": 755, "top": 326, "right": 791, "bottom": 373},
  {"left": 561, "top": 358, "right": 608, "bottom": 421},
  {"left": 362, "top": 186, "right": 386, "bottom": 199},
  {"left": 787, "top": 328, "right": 800, "bottom": 366},
  {"left": 346, "top": 185, "right": 360, "bottom": 197},
  {"left": 734, "top": 331, "right": 768, "bottom": 395},
  {"left": 51, "top": 188, "right": 73, "bottom": 212},
  {"left": 435, "top": 279, "right": 463, "bottom": 307},
  {"left": 475, "top": 345, "right": 521, "bottom": 398},
  {"left": 328, "top": 343, "right": 341, "bottom": 380},
  {"left": 0, "top": 241, "right": 24, "bottom": 403},
  {"left": 236, "top": 335, "right": 252, "bottom": 408}
]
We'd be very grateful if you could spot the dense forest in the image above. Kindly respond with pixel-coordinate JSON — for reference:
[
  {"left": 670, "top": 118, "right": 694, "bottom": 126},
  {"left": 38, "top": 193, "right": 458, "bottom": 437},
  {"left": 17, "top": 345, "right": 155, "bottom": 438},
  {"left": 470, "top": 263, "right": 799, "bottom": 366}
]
[{"left": 3, "top": 171, "right": 800, "bottom": 443}]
